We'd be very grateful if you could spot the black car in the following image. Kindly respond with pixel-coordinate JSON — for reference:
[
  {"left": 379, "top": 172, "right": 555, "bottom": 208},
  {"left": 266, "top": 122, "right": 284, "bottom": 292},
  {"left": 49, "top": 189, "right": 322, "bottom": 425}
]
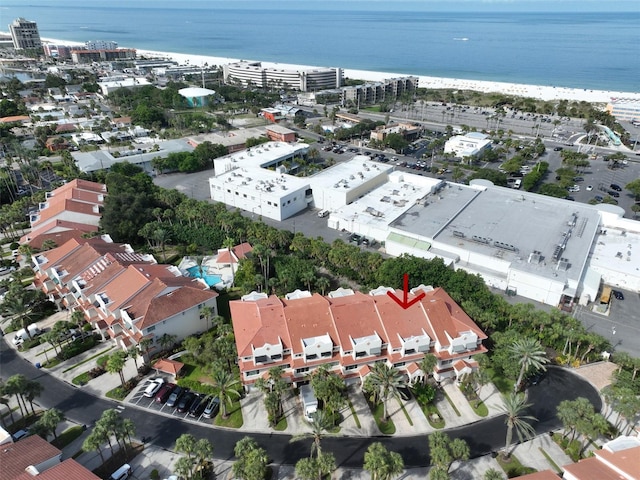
[
  {"left": 607, "top": 190, "right": 620, "bottom": 198},
  {"left": 397, "top": 386, "right": 412, "bottom": 401},
  {"left": 613, "top": 290, "right": 624, "bottom": 300},
  {"left": 349, "top": 233, "right": 362, "bottom": 245},
  {"left": 610, "top": 183, "right": 622, "bottom": 191},
  {"left": 189, "top": 394, "right": 208, "bottom": 417},
  {"left": 177, "top": 391, "right": 196, "bottom": 413},
  {"left": 553, "top": 146, "right": 563, "bottom": 151},
  {"left": 594, "top": 195, "right": 604, "bottom": 203}
]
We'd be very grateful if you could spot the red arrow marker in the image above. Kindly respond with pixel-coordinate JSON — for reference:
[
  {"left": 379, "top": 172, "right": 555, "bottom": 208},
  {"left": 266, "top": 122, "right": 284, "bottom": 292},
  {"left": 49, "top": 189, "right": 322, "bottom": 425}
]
[{"left": 387, "top": 273, "right": 425, "bottom": 309}]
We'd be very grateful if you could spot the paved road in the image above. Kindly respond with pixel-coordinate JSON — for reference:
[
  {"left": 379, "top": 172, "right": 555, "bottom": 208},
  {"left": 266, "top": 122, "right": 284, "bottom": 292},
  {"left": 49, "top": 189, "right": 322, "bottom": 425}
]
[{"left": 1, "top": 338, "right": 601, "bottom": 468}]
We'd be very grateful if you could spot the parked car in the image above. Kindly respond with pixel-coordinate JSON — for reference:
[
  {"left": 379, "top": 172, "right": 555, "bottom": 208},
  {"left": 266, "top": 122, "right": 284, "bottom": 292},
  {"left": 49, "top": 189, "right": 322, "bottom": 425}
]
[
  {"left": 177, "top": 391, "right": 196, "bottom": 413},
  {"left": 593, "top": 195, "right": 604, "bottom": 203},
  {"left": 610, "top": 183, "right": 622, "bottom": 191},
  {"left": 612, "top": 290, "right": 624, "bottom": 300},
  {"left": 189, "top": 394, "right": 208, "bottom": 417},
  {"left": 553, "top": 146, "right": 563, "bottom": 151},
  {"left": 203, "top": 396, "right": 220, "bottom": 419},
  {"left": 397, "top": 386, "right": 412, "bottom": 401},
  {"left": 155, "top": 383, "right": 176, "bottom": 404},
  {"left": 166, "top": 386, "right": 186, "bottom": 408},
  {"left": 143, "top": 378, "right": 165, "bottom": 398},
  {"left": 607, "top": 190, "right": 620, "bottom": 198},
  {"left": 349, "top": 233, "right": 362, "bottom": 245},
  {"left": 586, "top": 185, "right": 593, "bottom": 191}
]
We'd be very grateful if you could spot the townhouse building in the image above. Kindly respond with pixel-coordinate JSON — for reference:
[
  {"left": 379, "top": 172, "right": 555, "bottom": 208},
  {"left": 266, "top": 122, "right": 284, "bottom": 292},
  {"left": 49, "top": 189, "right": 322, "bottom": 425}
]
[
  {"left": 20, "top": 179, "right": 107, "bottom": 249},
  {"left": 32, "top": 237, "right": 218, "bottom": 353},
  {"left": 231, "top": 285, "right": 487, "bottom": 388}
]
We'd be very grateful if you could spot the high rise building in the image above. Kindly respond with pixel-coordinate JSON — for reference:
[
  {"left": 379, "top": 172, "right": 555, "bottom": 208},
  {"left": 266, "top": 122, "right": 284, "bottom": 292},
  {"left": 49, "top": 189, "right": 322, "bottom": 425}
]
[{"left": 8, "top": 17, "right": 42, "bottom": 50}]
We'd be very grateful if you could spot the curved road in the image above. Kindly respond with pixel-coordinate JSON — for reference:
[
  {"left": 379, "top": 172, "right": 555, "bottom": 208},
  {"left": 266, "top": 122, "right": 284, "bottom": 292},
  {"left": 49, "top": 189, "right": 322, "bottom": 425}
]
[{"left": 1, "top": 340, "right": 601, "bottom": 467}]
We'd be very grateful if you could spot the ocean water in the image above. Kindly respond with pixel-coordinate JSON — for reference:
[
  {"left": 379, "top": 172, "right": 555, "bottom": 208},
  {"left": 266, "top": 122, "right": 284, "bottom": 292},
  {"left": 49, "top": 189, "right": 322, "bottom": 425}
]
[{"left": 2, "top": 1, "right": 639, "bottom": 92}]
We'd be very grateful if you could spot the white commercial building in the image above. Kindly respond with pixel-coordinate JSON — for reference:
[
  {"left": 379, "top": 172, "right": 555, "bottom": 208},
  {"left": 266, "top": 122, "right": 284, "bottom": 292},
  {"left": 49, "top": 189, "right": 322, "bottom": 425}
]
[
  {"left": 444, "top": 132, "right": 492, "bottom": 158},
  {"left": 223, "top": 61, "right": 342, "bottom": 92},
  {"left": 207, "top": 143, "right": 640, "bottom": 307},
  {"left": 210, "top": 142, "right": 311, "bottom": 221}
]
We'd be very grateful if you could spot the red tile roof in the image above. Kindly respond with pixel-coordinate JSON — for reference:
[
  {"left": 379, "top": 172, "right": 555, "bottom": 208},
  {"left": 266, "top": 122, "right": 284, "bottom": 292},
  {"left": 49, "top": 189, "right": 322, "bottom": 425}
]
[
  {"left": 13, "top": 458, "right": 101, "bottom": 480},
  {"left": 216, "top": 242, "right": 253, "bottom": 264},
  {"left": 0, "top": 435, "right": 62, "bottom": 480},
  {"left": 514, "top": 471, "right": 563, "bottom": 480},
  {"left": 282, "top": 293, "right": 337, "bottom": 354},
  {"left": 0, "top": 115, "right": 30, "bottom": 123},
  {"left": 328, "top": 291, "right": 387, "bottom": 349},
  {"left": 232, "top": 295, "right": 290, "bottom": 357},
  {"left": 153, "top": 358, "right": 184, "bottom": 376},
  {"left": 24, "top": 229, "right": 89, "bottom": 251}
]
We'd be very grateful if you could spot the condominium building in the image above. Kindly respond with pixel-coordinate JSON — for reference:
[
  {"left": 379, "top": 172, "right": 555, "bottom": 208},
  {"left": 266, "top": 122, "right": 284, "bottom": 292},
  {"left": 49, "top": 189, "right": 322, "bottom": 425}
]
[
  {"left": 223, "top": 61, "right": 343, "bottom": 92},
  {"left": 8, "top": 18, "right": 42, "bottom": 50},
  {"left": 71, "top": 48, "right": 136, "bottom": 64},
  {"left": 342, "top": 76, "right": 419, "bottom": 107},
  {"left": 85, "top": 40, "right": 118, "bottom": 50},
  {"left": 232, "top": 285, "right": 487, "bottom": 387}
]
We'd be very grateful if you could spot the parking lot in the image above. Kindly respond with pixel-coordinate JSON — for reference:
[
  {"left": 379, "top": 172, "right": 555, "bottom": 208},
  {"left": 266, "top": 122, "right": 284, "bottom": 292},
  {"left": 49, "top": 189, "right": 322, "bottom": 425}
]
[{"left": 128, "top": 378, "right": 219, "bottom": 426}]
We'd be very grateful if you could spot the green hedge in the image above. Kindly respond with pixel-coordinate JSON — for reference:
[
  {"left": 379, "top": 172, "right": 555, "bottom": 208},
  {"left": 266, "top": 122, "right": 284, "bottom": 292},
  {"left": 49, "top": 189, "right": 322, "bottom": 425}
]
[
  {"left": 176, "top": 378, "right": 216, "bottom": 396},
  {"left": 58, "top": 337, "right": 97, "bottom": 360}
]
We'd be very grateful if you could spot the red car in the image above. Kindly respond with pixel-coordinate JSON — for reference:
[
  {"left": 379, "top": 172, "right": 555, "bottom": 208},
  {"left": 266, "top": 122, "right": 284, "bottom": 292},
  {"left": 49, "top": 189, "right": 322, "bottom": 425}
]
[{"left": 155, "top": 383, "right": 176, "bottom": 404}]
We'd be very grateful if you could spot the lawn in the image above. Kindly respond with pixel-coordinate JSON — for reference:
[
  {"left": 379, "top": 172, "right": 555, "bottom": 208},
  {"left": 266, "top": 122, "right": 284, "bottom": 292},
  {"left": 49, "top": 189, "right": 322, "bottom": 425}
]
[
  {"left": 72, "top": 372, "right": 90, "bottom": 386},
  {"left": 496, "top": 453, "right": 537, "bottom": 477},
  {"left": 486, "top": 366, "right": 514, "bottom": 394},
  {"left": 51, "top": 425, "right": 85, "bottom": 449},
  {"left": 365, "top": 396, "right": 396, "bottom": 435},
  {"left": 422, "top": 403, "right": 445, "bottom": 429},
  {"left": 469, "top": 399, "right": 489, "bottom": 417},
  {"left": 213, "top": 397, "right": 244, "bottom": 428}
]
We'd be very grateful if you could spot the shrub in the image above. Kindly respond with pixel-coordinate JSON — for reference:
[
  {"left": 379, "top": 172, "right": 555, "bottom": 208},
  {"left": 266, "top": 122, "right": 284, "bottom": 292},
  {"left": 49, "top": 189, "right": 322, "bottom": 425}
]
[
  {"left": 10, "top": 242, "right": 19, "bottom": 250},
  {"left": 96, "top": 355, "right": 109, "bottom": 368},
  {"left": 176, "top": 378, "right": 216, "bottom": 396},
  {"left": 58, "top": 336, "right": 97, "bottom": 360},
  {"left": 137, "top": 364, "right": 151, "bottom": 376}
]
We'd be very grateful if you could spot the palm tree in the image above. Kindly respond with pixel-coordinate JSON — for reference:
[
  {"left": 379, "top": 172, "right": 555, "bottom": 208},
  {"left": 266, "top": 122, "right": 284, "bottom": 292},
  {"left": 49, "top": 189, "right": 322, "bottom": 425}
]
[
  {"left": 315, "top": 276, "right": 330, "bottom": 296},
  {"left": 363, "top": 442, "right": 404, "bottom": 480},
  {"left": 210, "top": 368, "right": 241, "bottom": 419},
  {"left": 158, "top": 333, "right": 177, "bottom": 355},
  {"left": 500, "top": 392, "right": 537, "bottom": 459},
  {"left": 139, "top": 337, "right": 154, "bottom": 364},
  {"left": 291, "top": 409, "right": 334, "bottom": 458},
  {"left": 419, "top": 354, "right": 438, "bottom": 384},
  {"left": 366, "top": 363, "right": 406, "bottom": 421},
  {"left": 508, "top": 337, "right": 549, "bottom": 391},
  {"left": 106, "top": 351, "right": 127, "bottom": 388}
]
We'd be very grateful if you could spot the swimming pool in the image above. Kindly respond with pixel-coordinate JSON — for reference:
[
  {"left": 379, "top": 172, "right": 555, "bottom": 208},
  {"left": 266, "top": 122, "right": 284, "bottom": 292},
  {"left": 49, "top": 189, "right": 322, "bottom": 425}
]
[{"left": 186, "top": 266, "right": 222, "bottom": 288}]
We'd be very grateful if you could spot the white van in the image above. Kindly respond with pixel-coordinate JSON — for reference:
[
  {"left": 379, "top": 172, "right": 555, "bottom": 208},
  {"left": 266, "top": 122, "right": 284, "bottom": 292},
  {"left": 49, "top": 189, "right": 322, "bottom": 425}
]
[
  {"left": 318, "top": 209, "right": 330, "bottom": 218},
  {"left": 110, "top": 464, "right": 131, "bottom": 480},
  {"left": 12, "top": 324, "right": 41, "bottom": 346}
]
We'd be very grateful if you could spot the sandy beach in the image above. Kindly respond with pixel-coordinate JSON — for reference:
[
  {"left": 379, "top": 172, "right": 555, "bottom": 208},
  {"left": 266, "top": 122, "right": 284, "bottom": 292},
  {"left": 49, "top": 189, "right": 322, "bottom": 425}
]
[{"left": 39, "top": 36, "right": 640, "bottom": 104}]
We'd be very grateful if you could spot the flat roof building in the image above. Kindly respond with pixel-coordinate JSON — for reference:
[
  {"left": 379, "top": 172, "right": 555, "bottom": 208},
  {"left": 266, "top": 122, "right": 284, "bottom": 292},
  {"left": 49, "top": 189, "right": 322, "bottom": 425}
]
[
  {"left": 206, "top": 143, "right": 640, "bottom": 308},
  {"left": 444, "top": 132, "right": 492, "bottom": 158},
  {"left": 223, "top": 61, "right": 342, "bottom": 92}
]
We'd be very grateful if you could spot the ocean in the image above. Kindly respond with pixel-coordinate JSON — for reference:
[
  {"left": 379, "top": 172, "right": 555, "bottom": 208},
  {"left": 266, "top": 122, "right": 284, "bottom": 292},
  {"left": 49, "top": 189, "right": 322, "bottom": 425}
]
[{"left": 2, "top": 1, "right": 639, "bottom": 93}]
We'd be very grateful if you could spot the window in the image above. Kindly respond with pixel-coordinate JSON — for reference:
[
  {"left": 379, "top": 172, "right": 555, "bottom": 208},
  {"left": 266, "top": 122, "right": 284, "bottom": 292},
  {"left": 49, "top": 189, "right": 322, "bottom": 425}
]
[
  {"left": 306, "top": 354, "right": 318, "bottom": 360},
  {"left": 245, "top": 370, "right": 259, "bottom": 377},
  {"left": 321, "top": 351, "right": 332, "bottom": 358},
  {"left": 295, "top": 367, "right": 309, "bottom": 374},
  {"left": 271, "top": 354, "right": 282, "bottom": 360},
  {"left": 146, "top": 326, "right": 156, "bottom": 333},
  {"left": 355, "top": 351, "right": 367, "bottom": 358},
  {"left": 345, "top": 364, "right": 358, "bottom": 371},
  {"left": 405, "top": 348, "right": 416, "bottom": 355}
]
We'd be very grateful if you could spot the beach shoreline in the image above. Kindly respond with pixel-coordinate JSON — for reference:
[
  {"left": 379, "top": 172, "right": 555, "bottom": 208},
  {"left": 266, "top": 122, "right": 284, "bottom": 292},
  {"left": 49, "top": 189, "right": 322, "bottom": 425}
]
[{"left": 36, "top": 36, "right": 640, "bottom": 104}]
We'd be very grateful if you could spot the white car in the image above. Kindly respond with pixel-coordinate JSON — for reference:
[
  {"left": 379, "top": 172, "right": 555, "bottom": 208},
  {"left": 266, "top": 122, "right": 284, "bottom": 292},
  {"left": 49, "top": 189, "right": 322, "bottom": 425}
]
[
  {"left": 143, "top": 378, "right": 165, "bottom": 398},
  {"left": 586, "top": 185, "right": 593, "bottom": 191},
  {"left": 568, "top": 185, "right": 580, "bottom": 193}
]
